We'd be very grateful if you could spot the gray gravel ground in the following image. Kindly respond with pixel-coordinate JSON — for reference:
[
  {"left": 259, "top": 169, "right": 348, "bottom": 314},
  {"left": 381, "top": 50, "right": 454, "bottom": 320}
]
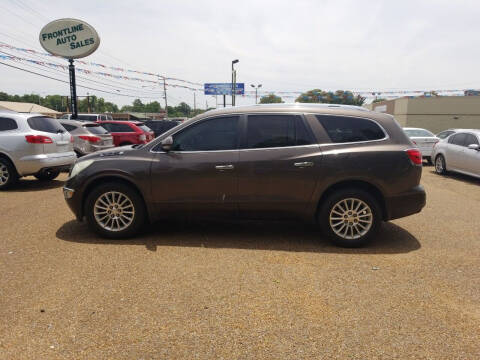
[{"left": 0, "top": 168, "right": 479, "bottom": 359}]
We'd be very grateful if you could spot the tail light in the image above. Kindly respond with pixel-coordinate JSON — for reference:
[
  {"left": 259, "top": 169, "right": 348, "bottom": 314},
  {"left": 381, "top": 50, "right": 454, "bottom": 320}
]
[
  {"left": 412, "top": 140, "right": 417, "bottom": 145},
  {"left": 79, "top": 135, "right": 101, "bottom": 143},
  {"left": 25, "top": 135, "right": 53, "bottom": 144},
  {"left": 138, "top": 134, "right": 146, "bottom": 142},
  {"left": 406, "top": 149, "right": 422, "bottom": 165},
  {"left": 70, "top": 135, "right": 74, "bottom": 143}
]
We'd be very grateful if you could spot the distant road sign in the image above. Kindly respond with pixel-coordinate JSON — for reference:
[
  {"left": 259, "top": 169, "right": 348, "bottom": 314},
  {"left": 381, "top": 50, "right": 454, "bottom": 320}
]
[{"left": 204, "top": 83, "right": 244, "bottom": 95}]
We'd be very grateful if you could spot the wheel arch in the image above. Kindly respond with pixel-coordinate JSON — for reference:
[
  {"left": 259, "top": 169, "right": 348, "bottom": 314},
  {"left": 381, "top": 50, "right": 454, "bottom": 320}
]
[
  {"left": 80, "top": 175, "right": 150, "bottom": 221},
  {"left": 316, "top": 179, "right": 387, "bottom": 221},
  {"left": 0, "top": 152, "right": 19, "bottom": 176}
]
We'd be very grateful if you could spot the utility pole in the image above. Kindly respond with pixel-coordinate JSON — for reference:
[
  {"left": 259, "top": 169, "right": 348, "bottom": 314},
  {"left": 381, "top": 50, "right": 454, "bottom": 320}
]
[
  {"left": 251, "top": 84, "right": 262, "bottom": 104},
  {"left": 87, "top": 92, "right": 91, "bottom": 113},
  {"left": 194, "top": 92, "right": 196, "bottom": 112},
  {"left": 162, "top": 76, "right": 168, "bottom": 118},
  {"left": 231, "top": 59, "right": 239, "bottom": 106}
]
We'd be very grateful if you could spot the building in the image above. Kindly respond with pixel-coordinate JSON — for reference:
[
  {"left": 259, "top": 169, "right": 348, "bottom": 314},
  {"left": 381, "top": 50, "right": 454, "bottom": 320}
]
[
  {"left": 0, "top": 101, "right": 62, "bottom": 118},
  {"left": 365, "top": 96, "right": 480, "bottom": 133}
]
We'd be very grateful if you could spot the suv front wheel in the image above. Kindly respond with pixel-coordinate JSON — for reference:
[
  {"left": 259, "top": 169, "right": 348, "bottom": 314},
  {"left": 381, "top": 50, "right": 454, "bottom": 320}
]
[
  {"left": 319, "top": 188, "right": 381, "bottom": 247},
  {"left": 85, "top": 182, "right": 146, "bottom": 238}
]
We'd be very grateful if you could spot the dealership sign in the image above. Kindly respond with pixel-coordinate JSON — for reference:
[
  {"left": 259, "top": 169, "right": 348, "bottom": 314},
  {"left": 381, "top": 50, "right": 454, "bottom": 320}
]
[
  {"left": 204, "top": 83, "right": 245, "bottom": 95},
  {"left": 39, "top": 18, "right": 100, "bottom": 59}
]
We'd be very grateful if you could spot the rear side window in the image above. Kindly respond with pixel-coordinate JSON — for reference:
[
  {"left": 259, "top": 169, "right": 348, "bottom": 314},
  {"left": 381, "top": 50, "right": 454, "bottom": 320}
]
[
  {"left": 437, "top": 130, "right": 454, "bottom": 139},
  {"left": 449, "top": 133, "right": 467, "bottom": 146},
  {"left": 61, "top": 123, "right": 77, "bottom": 132},
  {"left": 464, "top": 134, "right": 479, "bottom": 146},
  {"left": 105, "top": 123, "right": 134, "bottom": 132},
  {"left": 0, "top": 117, "right": 18, "bottom": 131},
  {"left": 85, "top": 124, "right": 109, "bottom": 135},
  {"left": 246, "top": 114, "right": 313, "bottom": 149},
  {"left": 27, "top": 117, "right": 65, "bottom": 134},
  {"left": 316, "top": 115, "right": 385, "bottom": 143}
]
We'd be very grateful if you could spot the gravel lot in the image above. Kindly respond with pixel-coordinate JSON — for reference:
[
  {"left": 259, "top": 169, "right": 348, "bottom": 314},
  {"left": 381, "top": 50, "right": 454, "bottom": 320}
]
[{"left": 1, "top": 168, "right": 479, "bottom": 359}]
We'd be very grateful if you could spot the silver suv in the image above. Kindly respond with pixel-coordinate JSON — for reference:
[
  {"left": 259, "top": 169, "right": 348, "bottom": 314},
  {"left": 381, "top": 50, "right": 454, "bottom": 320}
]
[{"left": 0, "top": 110, "right": 76, "bottom": 189}]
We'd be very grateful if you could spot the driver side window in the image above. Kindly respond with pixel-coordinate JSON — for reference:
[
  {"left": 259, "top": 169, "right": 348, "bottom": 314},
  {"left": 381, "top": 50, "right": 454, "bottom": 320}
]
[{"left": 172, "top": 116, "right": 239, "bottom": 151}]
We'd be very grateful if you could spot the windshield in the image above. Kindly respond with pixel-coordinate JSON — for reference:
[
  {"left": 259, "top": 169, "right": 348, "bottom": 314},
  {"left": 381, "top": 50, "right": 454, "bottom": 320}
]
[
  {"left": 76, "top": 115, "right": 98, "bottom": 121},
  {"left": 84, "top": 124, "right": 109, "bottom": 135},
  {"left": 27, "top": 116, "right": 65, "bottom": 134},
  {"left": 404, "top": 129, "right": 435, "bottom": 137},
  {"left": 138, "top": 125, "right": 152, "bottom": 132}
]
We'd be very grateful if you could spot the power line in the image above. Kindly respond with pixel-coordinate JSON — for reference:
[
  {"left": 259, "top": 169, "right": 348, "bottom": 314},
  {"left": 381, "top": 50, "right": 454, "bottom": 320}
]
[{"left": 0, "top": 60, "right": 162, "bottom": 99}]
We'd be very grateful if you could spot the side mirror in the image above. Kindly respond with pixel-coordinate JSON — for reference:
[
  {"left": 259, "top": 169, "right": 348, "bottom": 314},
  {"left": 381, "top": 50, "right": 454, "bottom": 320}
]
[
  {"left": 161, "top": 136, "right": 173, "bottom": 152},
  {"left": 467, "top": 144, "right": 480, "bottom": 151}
]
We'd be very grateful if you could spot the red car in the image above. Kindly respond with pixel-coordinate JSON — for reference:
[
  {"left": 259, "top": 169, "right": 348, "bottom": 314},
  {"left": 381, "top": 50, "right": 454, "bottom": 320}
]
[{"left": 97, "top": 121, "right": 154, "bottom": 147}]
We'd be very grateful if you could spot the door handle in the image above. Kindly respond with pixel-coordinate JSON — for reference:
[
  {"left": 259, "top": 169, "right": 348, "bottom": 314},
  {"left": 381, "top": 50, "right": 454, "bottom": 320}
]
[
  {"left": 294, "top": 161, "right": 314, "bottom": 168},
  {"left": 215, "top": 164, "right": 234, "bottom": 170}
]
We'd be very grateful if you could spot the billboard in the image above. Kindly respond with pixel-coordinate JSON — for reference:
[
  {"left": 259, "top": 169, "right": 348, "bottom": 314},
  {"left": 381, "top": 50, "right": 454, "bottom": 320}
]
[{"left": 204, "top": 83, "right": 244, "bottom": 95}]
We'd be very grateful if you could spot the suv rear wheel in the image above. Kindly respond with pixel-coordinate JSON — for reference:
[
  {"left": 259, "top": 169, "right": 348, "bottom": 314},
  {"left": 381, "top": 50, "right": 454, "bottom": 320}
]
[
  {"left": 34, "top": 169, "right": 60, "bottom": 181},
  {"left": 319, "top": 188, "right": 381, "bottom": 247},
  {"left": 0, "top": 158, "right": 17, "bottom": 190},
  {"left": 85, "top": 182, "right": 146, "bottom": 238}
]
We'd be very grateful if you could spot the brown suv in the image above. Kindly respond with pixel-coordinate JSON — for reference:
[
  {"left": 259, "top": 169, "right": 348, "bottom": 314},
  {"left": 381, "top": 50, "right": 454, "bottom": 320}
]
[{"left": 63, "top": 104, "right": 426, "bottom": 247}]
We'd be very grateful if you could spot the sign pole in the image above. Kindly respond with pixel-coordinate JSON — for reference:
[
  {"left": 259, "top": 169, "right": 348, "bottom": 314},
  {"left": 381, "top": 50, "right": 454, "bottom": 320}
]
[{"left": 68, "top": 59, "right": 78, "bottom": 119}]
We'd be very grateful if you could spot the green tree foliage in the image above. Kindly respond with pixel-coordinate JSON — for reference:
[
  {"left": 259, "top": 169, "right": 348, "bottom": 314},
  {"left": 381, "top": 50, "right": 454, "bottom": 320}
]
[
  {"left": 259, "top": 94, "right": 283, "bottom": 104},
  {"left": 296, "top": 89, "right": 365, "bottom": 105},
  {"left": 372, "top": 98, "right": 387, "bottom": 103}
]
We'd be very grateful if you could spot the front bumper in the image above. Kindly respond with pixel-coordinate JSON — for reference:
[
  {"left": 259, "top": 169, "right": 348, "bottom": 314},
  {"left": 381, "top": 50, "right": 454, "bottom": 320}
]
[{"left": 385, "top": 185, "right": 426, "bottom": 220}]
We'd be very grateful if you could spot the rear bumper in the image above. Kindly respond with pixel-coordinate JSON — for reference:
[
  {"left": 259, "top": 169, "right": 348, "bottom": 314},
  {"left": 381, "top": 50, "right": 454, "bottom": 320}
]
[
  {"left": 385, "top": 185, "right": 426, "bottom": 220},
  {"left": 16, "top": 152, "right": 77, "bottom": 176}
]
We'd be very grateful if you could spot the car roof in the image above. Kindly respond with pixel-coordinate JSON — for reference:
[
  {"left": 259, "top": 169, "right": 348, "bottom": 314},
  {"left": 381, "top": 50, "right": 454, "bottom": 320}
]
[
  {"left": 453, "top": 129, "right": 480, "bottom": 136},
  {"left": 194, "top": 103, "right": 374, "bottom": 118}
]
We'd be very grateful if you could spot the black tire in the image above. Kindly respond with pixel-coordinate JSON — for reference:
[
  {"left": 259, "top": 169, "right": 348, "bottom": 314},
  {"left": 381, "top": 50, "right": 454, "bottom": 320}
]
[
  {"left": 34, "top": 169, "right": 60, "bottom": 181},
  {"left": 426, "top": 157, "right": 433, "bottom": 166},
  {"left": 84, "top": 182, "right": 146, "bottom": 238},
  {"left": 0, "top": 157, "right": 18, "bottom": 190},
  {"left": 119, "top": 142, "right": 132, "bottom": 146},
  {"left": 435, "top": 155, "right": 447, "bottom": 175},
  {"left": 318, "top": 188, "right": 382, "bottom": 247}
]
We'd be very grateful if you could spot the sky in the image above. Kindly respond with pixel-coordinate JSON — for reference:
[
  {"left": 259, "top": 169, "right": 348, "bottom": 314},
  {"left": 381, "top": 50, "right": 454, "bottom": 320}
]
[{"left": 1, "top": 0, "right": 480, "bottom": 109}]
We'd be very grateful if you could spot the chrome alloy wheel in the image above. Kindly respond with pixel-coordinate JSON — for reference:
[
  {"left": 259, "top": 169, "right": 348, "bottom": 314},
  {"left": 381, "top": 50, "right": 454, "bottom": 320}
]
[
  {"left": 435, "top": 156, "right": 444, "bottom": 173},
  {"left": 94, "top": 191, "right": 135, "bottom": 232},
  {"left": 329, "top": 198, "right": 373, "bottom": 240},
  {"left": 0, "top": 163, "right": 10, "bottom": 186}
]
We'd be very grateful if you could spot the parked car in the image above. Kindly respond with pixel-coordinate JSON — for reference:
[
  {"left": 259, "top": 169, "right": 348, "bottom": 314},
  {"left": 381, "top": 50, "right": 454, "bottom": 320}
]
[
  {"left": 403, "top": 127, "right": 439, "bottom": 164},
  {"left": 436, "top": 129, "right": 458, "bottom": 139},
  {"left": 59, "top": 119, "right": 114, "bottom": 157},
  {"left": 144, "top": 119, "right": 181, "bottom": 138},
  {"left": 96, "top": 121, "right": 154, "bottom": 146},
  {"left": 63, "top": 104, "right": 426, "bottom": 247},
  {"left": 432, "top": 130, "right": 480, "bottom": 179},
  {"left": 0, "top": 110, "right": 76, "bottom": 189},
  {"left": 60, "top": 113, "right": 113, "bottom": 121}
]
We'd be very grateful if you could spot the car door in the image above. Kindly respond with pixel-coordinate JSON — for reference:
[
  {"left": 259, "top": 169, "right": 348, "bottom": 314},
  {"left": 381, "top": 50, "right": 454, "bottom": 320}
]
[
  {"left": 237, "top": 113, "right": 320, "bottom": 218},
  {"left": 446, "top": 133, "right": 467, "bottom": 170},
  {"left": 463, "top": 133, "right": 480, "bottom": 176},
  {"left": 150, "top": 115, "right": 240, "bottom": 217}
]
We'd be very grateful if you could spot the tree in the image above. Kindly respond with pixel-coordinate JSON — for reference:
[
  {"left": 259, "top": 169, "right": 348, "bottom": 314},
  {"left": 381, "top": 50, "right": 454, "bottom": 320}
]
[
  {"left": 372, "top": 98, "right": 387, "bottom": 103},
  {"left": 296, "top": 89, "right": 365, "bottom": 106},
  {"left": 259, "top": 94, "right": 283, "bottom": 104}
]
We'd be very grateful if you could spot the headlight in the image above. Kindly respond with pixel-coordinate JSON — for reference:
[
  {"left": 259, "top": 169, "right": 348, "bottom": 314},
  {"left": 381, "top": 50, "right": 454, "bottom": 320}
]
[{"left": 69, "top": 160, "right": 94, "bottom": 179}]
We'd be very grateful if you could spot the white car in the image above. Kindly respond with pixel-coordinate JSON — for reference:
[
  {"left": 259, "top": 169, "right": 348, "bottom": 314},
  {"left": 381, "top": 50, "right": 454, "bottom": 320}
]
[
  {"left": 0, "top": 110, "right": 76, "bottom": 189},
  {"left": 432, "top": 130, "right": 480, "bottom": 179},
  {"left": 403, "top": 127, "right": 439, "bottom": 164}
]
